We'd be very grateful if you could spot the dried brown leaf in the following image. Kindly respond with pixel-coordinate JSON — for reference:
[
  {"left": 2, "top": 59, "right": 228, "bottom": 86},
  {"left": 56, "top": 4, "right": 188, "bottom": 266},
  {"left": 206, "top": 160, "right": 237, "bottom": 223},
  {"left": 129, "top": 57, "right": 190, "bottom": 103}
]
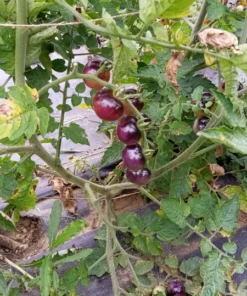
[
  {"left": 215, "top": 145, "right": 224, "bottom": 158},
  {"left": 165, "top": 50, "right": 184, "bottom": 94},
  {"left": 198, "top": 28, "right": 238, "bottom": 50},
  {"left": 208, "top": 163, "right": 225, "bottom": 176}
]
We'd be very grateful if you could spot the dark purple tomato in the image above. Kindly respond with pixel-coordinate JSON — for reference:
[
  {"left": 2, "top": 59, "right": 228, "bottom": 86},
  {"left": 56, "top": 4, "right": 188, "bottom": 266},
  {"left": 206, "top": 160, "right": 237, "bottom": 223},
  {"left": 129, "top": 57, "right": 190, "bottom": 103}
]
[
  {"left": 83, "top": 58, "right": 110, "bottom": 90},
  {"left": 173, "top": 294, "right": 185, "bottom": 296},
  {"left": 193, "top": 116, "right": 210, "bottom": 134},
  {"left": 117, "top": 116, "right": 141, "bottom": 145},
  {"left": 200, "top": 92, "right": 213, "bottom": 109},
  {"left": 93, "top": 89, "right": 123, "bottom": 121},
  {"left": 167, "top": 281, "right": 185, "bottom": 295},
  {"left": 122, "top": 144, "right": 145, "bottom": 171},
  {"left": 123, "top": 89, "right": 144, "bottom": 116},
  {"left": 126, "top": 168, "right": 151, "bottom": 185}
]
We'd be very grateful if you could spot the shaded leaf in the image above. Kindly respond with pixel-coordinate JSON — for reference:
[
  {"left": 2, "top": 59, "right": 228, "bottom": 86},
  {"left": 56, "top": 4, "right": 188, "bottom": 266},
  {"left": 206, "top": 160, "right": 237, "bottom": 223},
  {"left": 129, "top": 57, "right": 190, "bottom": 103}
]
[
  {"left": 0, "top": 210, "right": 16, "bottom": 231},
  {"left": 180, "top": 256, "right": 203, "bottom": 277},
  {"left": 134, "top": 260, "right": 154, "bottom": 275},
  {"left": 0, "top": 173, "right": 18, "bottom": 199},
  {"left": 200, "top": 239, "right": 212, "bottom": 257},
  {"left": 37, "top": 107, "right": 50, "bottom": 137},
  {"left": 40, "top": 255, "right": 52, "bottom": 296},
  {"left": 165, "top": 255, "right": 178, "bottom": 269},
  {"left": 223, "top": 242, "right": 237, "bottom": 255},
  {"left": 101, "top": 141, "right": 123, "bottom": 165},
  {"left": 54, "top": 249, "right": 93, "bottom": 265}
]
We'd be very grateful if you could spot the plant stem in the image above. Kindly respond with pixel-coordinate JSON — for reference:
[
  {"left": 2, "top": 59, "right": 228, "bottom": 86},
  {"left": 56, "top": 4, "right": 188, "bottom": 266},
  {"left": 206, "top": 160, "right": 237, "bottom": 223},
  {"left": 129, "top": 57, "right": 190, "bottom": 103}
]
[
  {"left": 191, "top": 0, "right": 207, "bottom": 40},
  {"left": 0, "top": 145, "right": 34, "bottom": 156},
  {"left": 55, "top": 45, "right": 73, "bottom": 164},
  {"left": 38, "top": 72, "right": 116, "bottom": 96},
  {"left": 54, "top": 0, "right": 230, "bottom": 62},
  {"left": 140, "top": 188, "right": 161, "bottom": 206},
  {"left": 106, "top": 199, "right": 120, "bottom": 296},
  {"left": 1, "top": 75, "right": 12, "bottom": 87},
  {"left": 190, "top": 143, "right": 219, "bottom": 159},
  {"left": 1, "top": 256, "right": 34, "bottom": 280},
  {"left": 15, "top": 0, "right": 28, "bottom": 86},
  {"left": 240, "top": 7, "right": 247, "bottom": 44}
]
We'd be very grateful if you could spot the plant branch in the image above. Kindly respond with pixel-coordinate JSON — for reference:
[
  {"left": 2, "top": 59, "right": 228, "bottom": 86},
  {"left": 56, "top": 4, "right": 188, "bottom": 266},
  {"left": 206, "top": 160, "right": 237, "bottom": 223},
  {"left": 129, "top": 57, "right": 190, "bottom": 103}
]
[
  {"left": 15, "top": 0, "right": 28, "bottom": 86},
  {"left": 191, "top": 0, "right": 208, "bottom": 40},
  {"left": 0, "top": 256, "right": 34, "bottom": 280},
  {"left": 106, "top": 199, "right": 120, "bottom": 296},
  {"left": 240, "top": 7, "right": 247, "bottom": 44},
  {"left": 55, "top": 39, "right": 74, "bottom": 164},
  {"left": 0, "top": 145, "right": 34, "bottom": 156},
  {"left": 140, "top": 187, "right": 161, "bottom": 206},
  {"left": 54, "top": 0, "right": 231, "bottom": 62},
  {"left": 38, "top": 72, "right": 116, "bottom": 96}
]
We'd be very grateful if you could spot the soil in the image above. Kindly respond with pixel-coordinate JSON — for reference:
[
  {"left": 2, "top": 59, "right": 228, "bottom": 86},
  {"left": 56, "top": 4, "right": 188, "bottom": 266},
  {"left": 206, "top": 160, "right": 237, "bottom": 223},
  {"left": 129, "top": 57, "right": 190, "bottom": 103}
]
[{"left": 0, "top": 216, "right": 48, "bottom": 263}]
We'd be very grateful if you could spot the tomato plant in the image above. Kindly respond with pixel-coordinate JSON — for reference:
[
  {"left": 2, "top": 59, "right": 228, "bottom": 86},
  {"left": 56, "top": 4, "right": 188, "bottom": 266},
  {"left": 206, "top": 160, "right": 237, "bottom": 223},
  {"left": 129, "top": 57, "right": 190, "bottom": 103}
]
[{"left": 1, "top": 0, "right": 247, "bottom": 295}]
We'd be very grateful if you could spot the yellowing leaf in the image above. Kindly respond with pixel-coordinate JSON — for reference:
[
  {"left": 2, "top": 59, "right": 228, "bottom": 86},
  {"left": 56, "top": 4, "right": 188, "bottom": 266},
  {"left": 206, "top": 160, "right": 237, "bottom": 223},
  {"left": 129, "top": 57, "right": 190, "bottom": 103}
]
[
  {"left": 76, "top": 103, "right": 92, "bottom": 109},
  {"left": 204, "top": 54, "right": 216, "bottom": 69},
  {"left": 222, "top": 185, "right": 247, "bottom": 213},
  {"left": 139, "top": 0, "right": 197, "bottom": 24},
  {"left": 0, "top": 100, "right": 22, "bottom": 140}
]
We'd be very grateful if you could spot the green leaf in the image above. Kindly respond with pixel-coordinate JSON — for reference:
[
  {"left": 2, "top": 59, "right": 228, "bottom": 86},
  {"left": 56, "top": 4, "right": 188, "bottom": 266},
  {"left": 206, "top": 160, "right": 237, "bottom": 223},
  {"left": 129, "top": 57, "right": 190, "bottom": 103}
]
[
  {"left": 241, "top": 247, "right": 247, "bottom": 261},
  {"left": 200, "top": 252, "right": 226, "bottom": 296},
  {"left": 63, "top": 123, "right": 89, "bottom": 145},
  {"left": 28, "top": 0, "right": 54, "bottom": 20},
  {"left": 0, "top": 173, "right": 18, "bottom": 199},
  {"left": 207, "top": 0, "right": 228, "bottom": 21},
  {"left": 54, "top": 249, "right": 93, "bottom": 265},
  {"left": 157, "top": 218, "right": 184, "bottom": 241},
  {"left": 103, "top": 10, "right": 137, "bottom": 83},
  {"left": 0, "top": 272, "right": 7, "bottom": 294},
  {"left": 52, "top": 220, "right": 86, "bottom": 249},
  {"left": 133, "top": 235, "right": 163, "bottom": 255},
  {"left": 134, "top": 260, "right": 154, "bottom": 275},
  {"left": 26, "top": 66, "right": 50, "bottom": 90},
  {"left": 165, "top": 255, "right": 178, "bottom": 269},
  {"left": 152, "top": 22, "right": 168, "bottom": 41},
  {"left": 180, "top": 256, "right": 203, "bottom": 277},
  {"left": 213, "top": 90, "right": 246, "bottom": 128},
  {"left": 218, "top": 59, "right": 238, "bottom": 99},
  {"left": 60, "top": 267, "right": 80, "bottom": 292},
  {"left": 198, "top": 126, "right": 247, "bottom": 155},
  {"left": 200, "top": 239, "right": 212, "bottom": 257},
  {"left": 161, "top": 198, "right": 190, "bottom": 228},
  {"left": 101, "top": 141, "right": 123, "bottom": 165},
  {"left": 139, "top": 0, "right": 196, "bottom": 24},
  {"left": 0, "top": 210, "right": 16, "bottom": 231},
  {"left": 37, "top": 107, "right": 50, "bottom": 137},
  {"left": 78, "top": 260, "right": 90, "bottom": 286},
  {"left": 223, "top": 242, "right": 237, "bottom": 255},
  {"left": 169, "top": 121, "right": 192, "bottom": 136},
  {"left": 215, "top": 195, "right": 240, "bottom": 233},
  {"left": 191, "top": 86, "right": 204, "bottom": 101},
  {"left": 71, "top": 94, "right": 82, "bottom": 106},
  {"left": 48, "top": 200, "right": 62, "bottom": 249},
  {"left": 231, "top": 44, "right": 247, "bottom": 75},
  {"left": 51, "top": 59, "right": 67, "bottom": 72},
  {"left": 75, "top": 82, "right": 86, "bottom": 93},
  {"left": 86, "top": 248, "right": 109, "bottom": 277},
  {"left": 145, "top": 102, "right": 165, "bottom": 123},
  {"left": 169, "top": 164, "right": 193, "bottom": 199},
  {"left": 52, "top": 271, "right": 59, "bottom": 290},
  {"left": 39, "top": 255, "right": 52, "bottom": 296}
]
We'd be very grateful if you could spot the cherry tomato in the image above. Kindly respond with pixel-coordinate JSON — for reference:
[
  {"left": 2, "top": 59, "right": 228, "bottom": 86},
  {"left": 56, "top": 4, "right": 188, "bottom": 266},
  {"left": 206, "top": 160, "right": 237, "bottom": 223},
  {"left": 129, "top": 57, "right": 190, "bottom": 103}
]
[
  {"left": 122, "top": 144, "right": 145, "bottom": 171},
  {"left": 122, "top": 89, "right": 144, "bottom": 116},
  {"left": 126, "top": 168, "right": 151, "bottom": 185},
  {"left": 117, "top": 116, "right": 141, "bottom": 145},
  {"left": 193, "top": 116, "right": 209, "bottom": 134},
  {"left": 93, "top": 89, "right": 123, "bottom": 121},
  {"left": 167, "top": 281, "right": 185, "bottom": 295},
  {"left": 83, "top": 58, "right": 110, "bottom": 90}
]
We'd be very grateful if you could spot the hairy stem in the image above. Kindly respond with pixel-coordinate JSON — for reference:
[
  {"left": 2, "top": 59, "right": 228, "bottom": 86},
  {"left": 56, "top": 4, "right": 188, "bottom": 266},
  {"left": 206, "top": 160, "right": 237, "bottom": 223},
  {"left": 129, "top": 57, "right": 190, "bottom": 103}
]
[
  {"left": 240, "top": 7, "right": 247, "bottom": 44},
  {"left": 191, "top": 0, "right": 208, "bottom": 40},
  {"left": 0, "top": 145, "right": 34, "bottom": 156},
  {"left": 38, "top": 73, "right": 116, "bottom": 96},
  {"left": 1, "top": 256, "right": 34, "bottom": 280},
  {"left": 15, "top": 0, "right": 28, "bottom": 86},
  {"left": 55, "top": 50, "right": 73, "bottom": 164},
  {"left": 106, "top": 199, "right": 120, "bottom": 296}
]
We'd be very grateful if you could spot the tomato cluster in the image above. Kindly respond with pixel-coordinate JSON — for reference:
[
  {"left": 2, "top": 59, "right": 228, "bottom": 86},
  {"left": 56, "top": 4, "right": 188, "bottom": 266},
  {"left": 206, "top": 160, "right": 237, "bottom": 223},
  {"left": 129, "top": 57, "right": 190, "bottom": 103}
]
[{"left": 83, "top": 58, "right": 151, "bottom": 185}]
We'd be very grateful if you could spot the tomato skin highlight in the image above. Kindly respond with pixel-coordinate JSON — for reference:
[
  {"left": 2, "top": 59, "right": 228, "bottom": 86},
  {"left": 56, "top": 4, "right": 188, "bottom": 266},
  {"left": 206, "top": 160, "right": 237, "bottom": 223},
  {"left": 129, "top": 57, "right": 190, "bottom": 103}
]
[
  {"left": 117, "top": 116, "right": 141, "bottom": 145},
  {"left": 193, "top": 116, "right": 210, "bottom": 135},
  {"left": 83, "top": 58, "right": 110, "bottom": 90},
  {"left": 123, "top": 89, "right": 144, "bottom": 116},
  {"left": 126, "top": 168, "right": 151, "bottom": 185},
  {"left": 93, "top": 89, "right": 124, "bottom": 121},
  {"left": 167, "top": 281, "right": 185, "bottom": 295},
  {"left": 122, "top": 144, "right": 145, "bottom": 171}
]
